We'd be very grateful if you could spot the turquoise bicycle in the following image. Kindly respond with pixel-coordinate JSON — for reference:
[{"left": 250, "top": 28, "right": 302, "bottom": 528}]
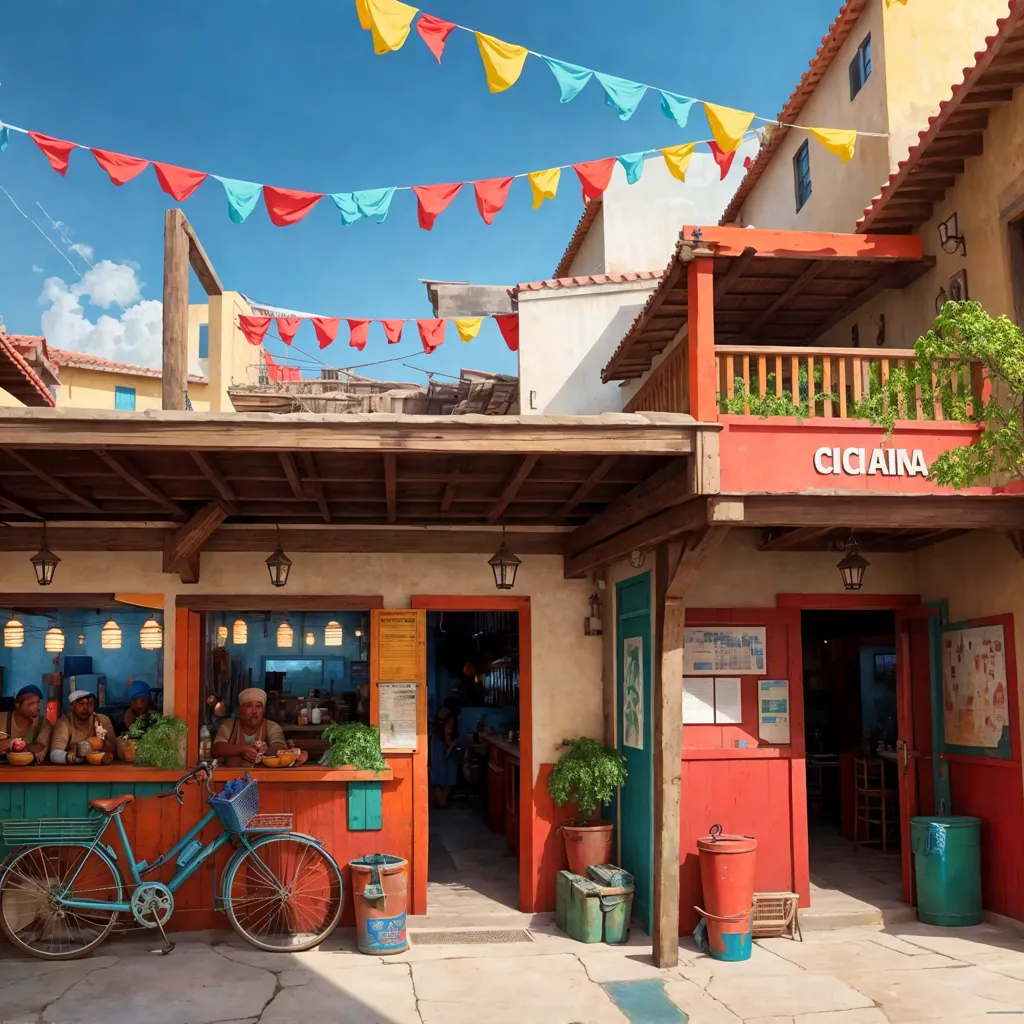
[{"left": 0, "top": 762, "right": 345, "bottom": 960}]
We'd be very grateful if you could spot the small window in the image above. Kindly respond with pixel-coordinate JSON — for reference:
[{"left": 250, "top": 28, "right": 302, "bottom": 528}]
[
  {"left": 114, "top": 386, "right": 136, "bottom": 412},
  {"left": 793, "top": 141, "right": 812, "bottom": 212},
  {"left": 849, "top": 34, "right": 872, "bottom": 100},
  {"left": 198, "top": 323, "right": 209, "bottom": 360}
]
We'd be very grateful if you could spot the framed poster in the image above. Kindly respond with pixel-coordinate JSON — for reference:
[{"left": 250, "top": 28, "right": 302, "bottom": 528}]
[
  {"left": 684, "top": 627, "right": 767, "bottom": 675},
  {"left": 941, "top": 621, "right": 1011, "bottom": 759},
  {"left": 377, "top": 610, "right": 425, "bottom": 681},
  {"left": 758, "top": 679, "right": 790, "bottom": 745},
  {"left": 623, "top": 636, "right": 644, "bottom": 750},
  {"left": 378, "top": 682, "right": 419, "bottom": 752},
  {"left": 682, "top": 677, "right": 742, "bottom": 725}
]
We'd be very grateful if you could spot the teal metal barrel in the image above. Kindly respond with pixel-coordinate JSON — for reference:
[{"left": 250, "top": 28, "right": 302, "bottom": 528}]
[{"left": 910, "top": 816, "right": 982, "bottom": 927}]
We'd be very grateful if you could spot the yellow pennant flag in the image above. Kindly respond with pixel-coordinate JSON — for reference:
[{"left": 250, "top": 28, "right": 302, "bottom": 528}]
[
  {"left": 886, "top": 0, "right": 908, "bottom": 6},
  {"left": 704, "top": 101, "right": 756, "bottom": 153},
  {"left": 475, "top": 32, "right": 529, "bottom": 93},
  {"left": 365, "top": 0, "right": 418, "bottom": 54},
  {"left": 455, "top": 318, "right": 484, "bottom": 342},
  {"left": 528, "top": 167, "right": 561, "bottom": 209},
  {"left": 662, "top": 143, "right": 697, "bottom": 183},
  {"left": 810, "top": 127, "right": 857, "bottom": 163},
  {"left": 355, "top": 0, "right": 371, "bottom": 29}
]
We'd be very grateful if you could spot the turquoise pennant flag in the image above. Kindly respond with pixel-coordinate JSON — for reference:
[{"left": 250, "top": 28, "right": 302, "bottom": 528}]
[
  {"left": 660, "top": 91, "right": 696, "bottom": 129},
  {"left": 0, "top": 127, "right": 9, "bottom": 153},
  {"left": 331, "top": 193, "right": 362, "bottom": 227},
  {"left": 617, "top": 152, "right": 646, "bottom": 186},
  {"left": 216, "top": 176, "right": 263, "bottom": 224},
  {"left": 542, "top": 56, "right": 593, "bottom": 103},
  {"left": 354, "top": 187, "right": 396, "bottom": 223},
  {"left": 594, "top": 72, "right": 647, "bottom": 120}
]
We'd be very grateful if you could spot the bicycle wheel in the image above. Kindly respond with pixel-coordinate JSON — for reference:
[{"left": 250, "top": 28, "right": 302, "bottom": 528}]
[
  {"left": 224, "top": 834, "right": 344, "bottom": 952},
  {"left": 0, "top": 844, "right": 122, "bottom": 960}
]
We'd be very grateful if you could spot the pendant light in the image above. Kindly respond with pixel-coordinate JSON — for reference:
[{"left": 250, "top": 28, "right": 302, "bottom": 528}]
[
  {"left": 101, "top": 617, "right": 122, "bottom": 649},
  {"left": 324, "top": 620, "right": 343, "bottom": 647},
  {"left": 837, "top": 537, "right": 869, "bottom": 591},
  {"left": 44, "top": 627, "right": 65, "bottom": 653},
  {"left": 140, "top": 617, "right": 163, "bottom": 650},
  {"left": 30, "top": 524, "right": 60, "bottom": 587},
  {"left": 233, "top": 619, "right": 248, "bottom": 645},
  {"left": 78, "top": 633, "right": 86, "bottom": 645},
  {"left": 276, "top": 621, "right": 294, "bottom": 648},
  {"left": 216, "top": 625, "right": 228, "bottom": 645},
  {"left": 266, "top": 528, "right": 292, "bottom": 589},
  {"left": 304, "top": 631, "right": 315, "bottom": 647},
  {"left": 4, "top": 618, "right": 24, "bottom": 648},
  {"left": 488, "top": 526, "right": 521, "bottom": 591}
]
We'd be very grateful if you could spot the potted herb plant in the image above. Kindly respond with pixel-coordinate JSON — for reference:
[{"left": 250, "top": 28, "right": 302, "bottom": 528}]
[
  {"left": 321, "top": 722, "right": 389, "bottom": 772},
  {"left": 133, "top": 716, "right": 188, "bottom": 770},
  {"left": 547, "top": 737, "right": 627, "bottom": 875},
  {"left": 119, "top": 709, "right": 162, "bottom": 763}
]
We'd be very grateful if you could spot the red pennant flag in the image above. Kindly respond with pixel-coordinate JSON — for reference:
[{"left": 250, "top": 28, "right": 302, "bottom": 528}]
[
  {"left": 154, "top": 162, "right": 208, "bottom": 202},
  {"left": 311, "top": 317, "right": 341, "bottom": 349},
  {"left": 709, "top": 141, "right": 738, "bottom": 181},
  {"left": 473, "top": 176, "right": 514, "bottom": 225},
  {"left": 495, "top": 314, "right": 520, "bottom": 352},
  {"left": 263, "top": 186, "right": 324, "bottom": 227},
  {"left": 29, "top": 132, "right": 77, "bottom": 176},
  {"left": 239, "top": 316, "right": 272, "bottom": 346},
  {"left": 347, "top": 319, "right": 371, "bottom": 351},
  {"left": 412, "top": 183, "right": 463, "bottom": 231},
  {"left": 275, "top": 317, "right": 301, "bottom": 346},
  {"left": 743, "top": 155, "right": 753, "bottom": 170},
  {"left": 572, "top": 158, "right": 616, "bottom": 202},
  {"left": 90, "top": 148, "right": 150, "bottom": 186},
  {"left": 416, "top": 13, "right": 456, "bottom": 62},
  {"left": 418, "top": 319, "right": 446, "bottom": 353},
  {"left": 381, "top": 320, "right": 405, "bottom": 345}
]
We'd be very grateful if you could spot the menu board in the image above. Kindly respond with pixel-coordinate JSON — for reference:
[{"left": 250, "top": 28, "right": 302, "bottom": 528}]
[
  {"left": 377, "top": 610, "right": 424, "bottom": 681},
  {"left": 378, "top": 682, "right": 419, "bottom": 751},
  {"left": 942, "top": 623, "right": 1010, "bottom": 757},
  {"left": 758, "top": 679, "right": 790, "bottom": 744},
  {"left": 684, "top": 627, "right": 766, "bottom": 675}
]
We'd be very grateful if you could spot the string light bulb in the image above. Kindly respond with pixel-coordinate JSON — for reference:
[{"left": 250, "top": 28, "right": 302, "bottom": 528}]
[
  {"left": 304, "top": 631, "right": 315, "bottom": 647},
  {"left": 101, "top": 618, "right": 122, "bottom": 650}
]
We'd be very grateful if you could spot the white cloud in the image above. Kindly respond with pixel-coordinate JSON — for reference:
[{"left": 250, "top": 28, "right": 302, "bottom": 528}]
[
  {"left": 31, "top": 264, "right": 44, "bottom": 274},
  {"left": 69, "top": 242, "right": 94, "bottom": 262}
]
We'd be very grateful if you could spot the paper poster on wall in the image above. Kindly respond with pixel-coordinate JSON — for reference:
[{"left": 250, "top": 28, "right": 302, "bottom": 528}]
[
  {"left": 942, "top": 623, "right": 1011, "bottom": 757},
  {"left": 623, "top": 636, "right": 644, "bottom": 749},
  {"left": 377, "top": 610, "right": 424, "bottom": 681},
  {"left": 713, "top": 678, "right": 743, "bottom": 725},
  {"left": 682, "top": 678, "right": 715, "bottom": 724},
  {"left": 759, "top": 679, "right": 790, "bottom": 744},
  {"left": 684, "top": 627, "right": 767, "bottom": 675},
  {"left": 378, "top": 682, "right": 419, "bottom": 751}
]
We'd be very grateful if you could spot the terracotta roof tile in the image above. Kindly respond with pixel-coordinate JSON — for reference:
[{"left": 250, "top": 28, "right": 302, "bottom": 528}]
[
  {"left": 552, "top": 199, "right": 603, "bottom": 279},
  {"left": 49, "top": 346, "right": 207, "bottom": 383},
  {"left": 516, "top": 270, "right": 663, "bottom": 294},
  {"left": 0, "top": 332, "right": 57, "bottom": 407}
]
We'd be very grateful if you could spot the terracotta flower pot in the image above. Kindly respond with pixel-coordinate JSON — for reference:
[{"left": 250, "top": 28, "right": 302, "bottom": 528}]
[{"left": 561, "top": 820, "right": 613, "bottom": 876}]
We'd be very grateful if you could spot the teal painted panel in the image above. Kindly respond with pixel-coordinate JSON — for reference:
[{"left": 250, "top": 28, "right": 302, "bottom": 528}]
[
  {"left": 365, "top": 782, "right": 382, "bottom": 830},
  {"left": 347, "top": 782, "right": 383, "bottom": 831}
]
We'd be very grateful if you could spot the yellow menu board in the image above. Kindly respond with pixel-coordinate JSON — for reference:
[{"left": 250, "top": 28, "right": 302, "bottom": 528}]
[{"left": 377, "top": 609, "right": 426, "bottom": 682}]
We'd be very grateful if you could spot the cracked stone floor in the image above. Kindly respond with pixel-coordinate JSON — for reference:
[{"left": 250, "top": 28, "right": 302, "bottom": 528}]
[{"left": 5, "top": 917, "right": 1024, "bottom": 1023}]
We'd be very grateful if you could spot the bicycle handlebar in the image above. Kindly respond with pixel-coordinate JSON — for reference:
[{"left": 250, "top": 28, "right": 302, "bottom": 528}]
[{"left": 158, "top": 761, "right": 216, "bottom": 805}]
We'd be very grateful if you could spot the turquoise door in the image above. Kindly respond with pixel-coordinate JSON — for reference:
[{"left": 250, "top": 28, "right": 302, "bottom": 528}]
[{"left": 616, "top": 572, "right": 654, "bottom": 933}]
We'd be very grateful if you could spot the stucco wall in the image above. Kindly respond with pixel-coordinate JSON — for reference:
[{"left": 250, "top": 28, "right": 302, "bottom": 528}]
[
  {"left": 54, "top": 367, "right": 212, "bottom": 412},
  {"left": 565, "top": 205, "right": 606, "bottom": 278}
]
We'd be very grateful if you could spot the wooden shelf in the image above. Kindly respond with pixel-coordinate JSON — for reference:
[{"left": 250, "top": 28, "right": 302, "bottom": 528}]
[{"left": 1, "top": 765, "right": 395, "bottom": 784}]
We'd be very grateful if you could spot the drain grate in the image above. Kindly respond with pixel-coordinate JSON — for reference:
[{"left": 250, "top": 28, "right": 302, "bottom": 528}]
[{"left": 409, "top": 928, "right": 533, "bottom": 946}]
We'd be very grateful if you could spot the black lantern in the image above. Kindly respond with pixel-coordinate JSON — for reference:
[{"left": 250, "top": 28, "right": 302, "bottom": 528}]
[
  {"left": 266, "top": 529, "right": 292, "bottom": 589},
  {"left": 30, "top": 525, "right": 60, "bottom": 587},
  {"left": 488, "top": 527, "right": 521, "bottom": 591},
  {"left": 837, "top": 539, "right": 869, "bottom": 591}
]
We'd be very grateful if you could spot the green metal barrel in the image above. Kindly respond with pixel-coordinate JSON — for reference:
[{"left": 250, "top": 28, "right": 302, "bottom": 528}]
[{"left": 910, "top": 816, "right": 982, "bottom": 927}]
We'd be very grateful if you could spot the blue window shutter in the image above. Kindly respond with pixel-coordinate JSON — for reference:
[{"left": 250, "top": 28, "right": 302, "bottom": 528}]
[
  {"left": 198, "top": 324, "right": 209, "bottom": 360},
  {"left": 114, "top": 386, "right": 136, "bottom": 412}
]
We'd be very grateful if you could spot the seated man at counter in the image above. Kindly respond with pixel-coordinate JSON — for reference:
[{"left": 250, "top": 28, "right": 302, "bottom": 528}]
[
  {"left": 214, "top": 687, "right": 308, "bottom": 768},
  {"left": 123, "top": 680, "right": 153, "bottom": 729},
  {"left": 50, "top": 690, "right": 117, "bottom": 764},
  {"left": 0, "top": 685, "right": 53, "bottom": 764}
]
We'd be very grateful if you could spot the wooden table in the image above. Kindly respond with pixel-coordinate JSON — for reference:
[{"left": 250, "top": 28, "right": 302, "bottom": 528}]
[{"left": 483, "top": 735, "right": 520, "bottom": 856}]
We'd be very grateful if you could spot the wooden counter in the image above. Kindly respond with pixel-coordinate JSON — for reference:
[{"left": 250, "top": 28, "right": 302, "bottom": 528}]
[
  {"left": 482, "top": 735, "right": 520, "bottom": 856},
  {"left": 0, "top": 764, "right": 394, "bottom": 783}
]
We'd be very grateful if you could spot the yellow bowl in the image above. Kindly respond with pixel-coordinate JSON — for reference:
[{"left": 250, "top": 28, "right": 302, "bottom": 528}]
[
  {"left": 85, "top": 751, "right": 106, "bottom": 766},
  {"left": 260, "top": 756, "right": 283, "bottom": 768},
  {"left": 6, "top": 751, "right": 34, "bottom": 766},
  {"left": 277, "top": 749, "right": 300, "bottom": 767}
]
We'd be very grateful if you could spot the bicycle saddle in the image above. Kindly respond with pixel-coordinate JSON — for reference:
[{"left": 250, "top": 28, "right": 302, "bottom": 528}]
[{"left": 90, "top": 794, "right": 135, "bottom": 814}]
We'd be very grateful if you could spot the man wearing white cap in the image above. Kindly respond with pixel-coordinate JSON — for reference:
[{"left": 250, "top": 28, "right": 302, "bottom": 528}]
[
  {"left": 50, "top": 690, "right": 116, "bottom": 764},
  {"left": 213, "top": 688, "right": 307, "bottom": 768}
]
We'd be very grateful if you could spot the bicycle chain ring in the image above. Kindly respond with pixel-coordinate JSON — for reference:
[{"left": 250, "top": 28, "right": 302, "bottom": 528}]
[{"left": 131, "top": 882, "right": 174, "bottom": 929}]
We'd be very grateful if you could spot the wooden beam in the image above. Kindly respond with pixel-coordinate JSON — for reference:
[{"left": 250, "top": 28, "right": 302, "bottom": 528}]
[
  {"left": 557, "top": 456, "right": 618, "bottom": 518},
  {"left": 189, "top": 452, "right": 239, "bottom": 515},
  {"left": 384, "top": 454, "right": 397, "bottom": 524},
  {"left": 180, "top": 214, "right": 223, "bottom": 296},
  {"left": 747, "top": 261, "right": 828, "bottom": 336},
  {"left": 713, "top": 246, "right": 758, "bottom": 301},
  {"left": 1, "top": 448, "right": 100, "bottom": 512},
  {"left": 278, "top": 453, "right": 305, "bottom": 501},
  {"left": 759, "top": 526, "right": 835, "bottom": 551},
  {"left": 161, "top": 209, "right": 189, "bottom": 412},
  {"left": 684, "top": 225, "right": 924, "bottom": 261},
  {"left": 301, "top": 453, "right": 332, "bottom": 524},
  {"left": 1007, "top": 530, "right": 1024, "bottom": 557},
  {"left": 163, "top": 502, "right": 227, "bottom": 579},
  {"left": 440, "top": 470, "right": 460, "bottom": 513},
  {"left": 94, "top": 450, "right": 186, "bottom": 518},
  {"left": 162, "top": 535, "right": 200, "bottom": 585},
  {"left": 0, "top": 486, "right": 42, "bottom": 520},
  {"left": 487, "top": 455, "right": 538, "bottom": 524}
]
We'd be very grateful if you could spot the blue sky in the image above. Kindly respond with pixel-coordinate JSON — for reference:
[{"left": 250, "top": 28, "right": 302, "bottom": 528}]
[{"left": 0, "top": 0, "right": 842, "bottom": 383}]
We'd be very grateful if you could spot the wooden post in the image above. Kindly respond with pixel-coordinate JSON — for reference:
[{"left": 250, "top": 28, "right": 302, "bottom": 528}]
[
  {"left": 687, "top": 257, "right": 718, "bottom": 423},
  {"left": 162, "top": 209, "right": 190, "bottom": 411}
]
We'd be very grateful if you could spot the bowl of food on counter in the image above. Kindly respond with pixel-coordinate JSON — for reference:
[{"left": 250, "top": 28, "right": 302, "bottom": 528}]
[{"left": 5, "top": 738, "right": 35, "bottom": 767}]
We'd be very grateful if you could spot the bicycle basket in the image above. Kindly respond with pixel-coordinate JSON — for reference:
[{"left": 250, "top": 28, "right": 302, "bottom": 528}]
[
  {"left": 1, "top": 815, "right": 107, "bottom": 845},
  {"left": 210, "top": 777, "right": 260, "bottom": 833}
]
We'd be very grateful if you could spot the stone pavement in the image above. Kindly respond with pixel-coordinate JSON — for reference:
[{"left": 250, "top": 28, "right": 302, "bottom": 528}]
[{"left": 5, "top": 917, "right": 1024, "bottom": 1023}]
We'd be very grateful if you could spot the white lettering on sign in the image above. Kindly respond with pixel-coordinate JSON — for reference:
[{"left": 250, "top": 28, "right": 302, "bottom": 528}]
[{"left": 813, "top": 447, "right": 928, "bottom": 477}]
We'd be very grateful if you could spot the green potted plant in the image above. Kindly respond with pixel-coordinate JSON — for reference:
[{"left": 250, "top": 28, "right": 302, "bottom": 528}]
[
  {"left": 133, "top": 716, "right": 188, "bottom": 770},
  {"left": 120, "top": 709, "right": 162, "bottom": 763},
  {"left": 547, "top": 737, "right": 627, "bottom": 875},
  {"left": 321, "top": 722, "right": 389, "bottom": 772}
]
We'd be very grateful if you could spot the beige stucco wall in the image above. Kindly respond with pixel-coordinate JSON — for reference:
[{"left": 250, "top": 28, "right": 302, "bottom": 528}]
[
  {"left": 54, "top": 367, "right": 212, "bottom": 412},
  {"left": 565, "top": 206, "right": 606, "bottom": 278},
  {"left": 0, "top": 387, "right": 24, "bottom": 407}
]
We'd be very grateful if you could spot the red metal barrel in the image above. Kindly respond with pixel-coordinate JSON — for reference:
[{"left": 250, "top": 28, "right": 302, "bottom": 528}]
[
  {"left": 696, "top": 824, "right": 757, "bottom": 961},
  {"left": 350, "top": 854, "right": 409, "bottom": 955}
]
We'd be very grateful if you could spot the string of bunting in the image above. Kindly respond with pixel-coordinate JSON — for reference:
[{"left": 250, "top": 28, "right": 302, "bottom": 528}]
[
  {"left": 354, "top": 0, "right": 885, "bottom": 162},
  {"left": 240, "top": 313, "right": 519, "bottom": 354}
]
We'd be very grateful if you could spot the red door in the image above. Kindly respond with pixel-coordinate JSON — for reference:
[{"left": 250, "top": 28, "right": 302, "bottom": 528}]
[{"left": 895, "top": 607, "right": 938, "bottom": 904}]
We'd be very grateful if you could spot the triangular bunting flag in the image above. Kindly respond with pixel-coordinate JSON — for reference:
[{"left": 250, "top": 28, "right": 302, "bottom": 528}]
[
  {"left": 418, "top": 319, "right": 446, "bottom": 352},
  {"left": 311, "top": 317, "right": 341, "bottom": 348},
  {"left": 810, "top": 127, "right": 857, "bottom": 163},
  {"left": 30, "top": 132, "right": 77, "bottom": 176},
  {"left": 239, "top": 316, "right": 272, "bottom": 346},
  {"left": 886, "top": 0, "right": 908, "bottom": 6},
  {"left": 594, "top": 72, "right": 647, "bottom": 120},
  {"left": 660, "top": 91, "right": 696, "bottom": 129},
  {"left": 708, "top": 141, "right": 738, "bottom": 181},
  {"left": 347, "top": 319, "right": 371, "bottom": 350},
  {"left": 495, "top": 314, "right": 519, "bottom": 352},
  {"left": 365, "top": 0, "right": 419, "bottom": 53},
  {"left": 573, "top": 158, "right": 616, "bottom": 202},
  {"left": 473, "top": 176, "right": 514, "bottom": 225},
  {"left": 91, "top": 149, "right": 150, "bottom": 186},
  {"left": 154, "top": 162, "right": 208, "bottom": 201},
  {"left": 355, "top": 0, "right": 371, "bottom": 29},
  {"left": 332, "top": 193, "right": 362, "bottom": 227},
  {"left": 455, "top": 318, "right": 483, "bottom": 342},
  {"left": 475, "top": 32, "right": 529, "bottom": 93},
  {"left": 662, "top": 143, "right": 696, "bottom": 183},
  {"left": 542, "top": 57, "right": 593, "bottom": 103},
  {"left": 412, "top": 182, "right": 463, "bottom": 230},
  {"left": 355, "top": 187, "right": 396, "bottom": 223},
  {"left": 617, "top": 152, "right": 646, "bottom": 186},
  {"left": 276, "top": 317, "right": 301, "bottom": 346},
  {"left": 263, "top": 186, "right": 323, "bottom": 227},
  {"left": 416, "top": 13, "right": 456, "bottom": 62},
  {"left": 216, "top": 177, "right": 263, "bottom": 224},
  {"left": 703, "top": 101, "right": 755, "bottom": 153},
  {"left": 528, "top": 168, "right": 560, "bottom": 209},
  {"left": 381, "top": 319, "right": 405, "bottom": 344}
]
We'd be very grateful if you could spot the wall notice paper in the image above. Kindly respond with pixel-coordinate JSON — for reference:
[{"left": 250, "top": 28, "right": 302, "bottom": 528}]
[
  {"left": 759, "top": 679, "right": 790, "bottom": 744},
  {"left": 377, "top": 610, "right": 423, "bottom": 681},
  {"left": 942, "top": 623, "right": 1009, "bottom": 752},
  {"left": 683, "top": 678, "right": 715, "bottom": 724},
  {"left": 684, "top": 627, "right": 767, "bottom": 675},
  {"left": 713, "top": 677, "right": 743, "bottom": 725},
  {"left": 623, "top": 636, "right": 645, "bottom": 749},
  {"left": 378, "top": 682, "right": 419, "bottom": 751}
]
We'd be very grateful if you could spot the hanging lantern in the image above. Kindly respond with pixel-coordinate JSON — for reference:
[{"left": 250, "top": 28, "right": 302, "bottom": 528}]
[
  {"left": 304, "top": 631, "right": 315, "bottom": 647},
  {"left": 30, "top": 525, "right": 60, "bottom": 587},
  {"left": 101, "top": 618, "right": 122, "bottom": 650},
  {"left": 266, "top": 528, "right": 292, "bottom": 589},
  {"left": 488, "top": 527, "right": 521, "bottom": 591},
  {"left": 276, "top": 621, "right": 294, "bottom": 648},
  {"left": 4, "top": 618, "right": 24, "bottom": 648},
  {"left": 140, "top": 617, "right": 163, "bottom": 650},
  {"left": 324, "top": 620, "right": 343, "bottom": 647},
  {"left": 44, "top": 627, "right": 65, "bottom": 653},
  {"left": 233, "top": 619, "right": 248, "bottom": 645},
  {"left": 216, "top": 625, "right": 228, "bottom": 645},
  {"left": 837, "top": 539, "right": 869, "bottom": 591},
  {"left": 78, "top": 633, "right": 86, "bottom": 645}
]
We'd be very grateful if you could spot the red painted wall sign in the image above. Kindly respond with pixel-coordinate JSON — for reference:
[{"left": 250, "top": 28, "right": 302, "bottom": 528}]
[{"left": 813, "top": 447, "right": 929, "bottom": 478}]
